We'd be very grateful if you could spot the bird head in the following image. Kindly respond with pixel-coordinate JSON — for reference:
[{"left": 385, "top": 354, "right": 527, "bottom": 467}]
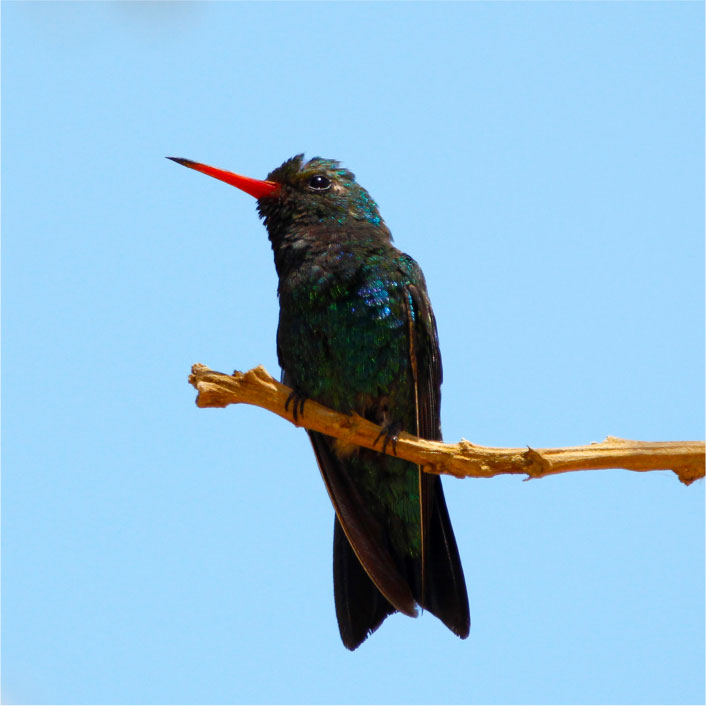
[{"left": 168, "top": 154, "right": 386, "bottom": 233}]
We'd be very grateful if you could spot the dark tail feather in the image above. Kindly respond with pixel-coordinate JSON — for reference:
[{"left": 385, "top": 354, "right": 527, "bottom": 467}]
[
  {"left": 333, "top": 477, "right": 469, "bottom": 650},
  {"left": 422, "top": 477, "right": 470, "bottom": 638},
  {"left": 333, "top": 516, "right": 396, "bottom": 650}
]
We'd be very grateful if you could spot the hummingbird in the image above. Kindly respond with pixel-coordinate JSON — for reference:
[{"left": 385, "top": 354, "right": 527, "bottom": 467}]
[{"left": 169, "top": 154, "right": 470, "bottom": 649}]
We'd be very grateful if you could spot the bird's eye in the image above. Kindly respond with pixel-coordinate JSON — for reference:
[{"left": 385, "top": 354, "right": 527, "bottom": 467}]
[{"left": 308, "top": 174, "right": 331, "bottom": 191}]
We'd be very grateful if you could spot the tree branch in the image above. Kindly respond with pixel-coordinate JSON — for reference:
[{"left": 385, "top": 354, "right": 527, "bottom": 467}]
[{"left": 188, "top": 363, "right": 705, "bottom": 487}]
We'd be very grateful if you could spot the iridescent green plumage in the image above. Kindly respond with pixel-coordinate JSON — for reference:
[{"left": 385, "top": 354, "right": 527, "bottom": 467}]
[{"left": 259, "top": 155, "right": 469, "bottom": 647}]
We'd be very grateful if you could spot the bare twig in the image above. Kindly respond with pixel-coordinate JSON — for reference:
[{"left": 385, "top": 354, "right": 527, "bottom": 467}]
[{"left": 188, "top": 363, "right": 705, "bottom": 487}]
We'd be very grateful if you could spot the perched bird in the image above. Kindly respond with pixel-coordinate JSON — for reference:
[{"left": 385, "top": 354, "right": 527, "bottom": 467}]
[{"left": 169, "top": 154, "right": 470, "bottom": 649}]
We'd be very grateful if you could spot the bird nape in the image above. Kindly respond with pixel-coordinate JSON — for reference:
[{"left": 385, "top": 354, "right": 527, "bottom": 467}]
[{"left": 169, "top": 154, "right": 470, "bottom": 650}]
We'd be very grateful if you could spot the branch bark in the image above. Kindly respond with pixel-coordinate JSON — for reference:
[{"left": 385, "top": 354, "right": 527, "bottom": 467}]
[{"left": 188, "top": 363, "right": 705, "bottom": 487}]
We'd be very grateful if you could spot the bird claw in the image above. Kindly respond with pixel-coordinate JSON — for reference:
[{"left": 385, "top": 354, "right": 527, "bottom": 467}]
[
  {"left": 285, "top": 389, "right": 308, "bottom": 422},
  {"left": 374, "top": 421, "right": 404, "bottom": 456}
]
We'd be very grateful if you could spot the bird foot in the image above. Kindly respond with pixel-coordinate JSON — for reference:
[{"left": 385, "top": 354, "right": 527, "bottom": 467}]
[
  {"left": 284, "top": 388, "right": 308, "bottom": 423},
  {"left": 374, "top": 420, "right": 404, "bottom": 456}
]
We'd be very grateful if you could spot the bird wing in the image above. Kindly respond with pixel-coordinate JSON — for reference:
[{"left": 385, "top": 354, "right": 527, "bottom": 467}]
[
  {"left": 404, "top": 282, "right": 443, "bottom": 441},
  {"left": 281, "top": 371, "right": 418, "bottom": 619},
  {"left": 404, "top": 274, "right": 470, "bottom": 638},
  {"left": 332, "top": 512, "right": 397, "bottom": 649},
  {"left": 308, "top": 431, "right": 418, "bottom": 617},
  {"left": 403, "top": 281, "right": 441, "bottom": 601}
]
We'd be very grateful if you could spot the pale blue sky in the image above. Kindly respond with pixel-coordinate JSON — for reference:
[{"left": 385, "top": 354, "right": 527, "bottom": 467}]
[{"left": 2, "top": 2, "right": 704, "bottom": 704}]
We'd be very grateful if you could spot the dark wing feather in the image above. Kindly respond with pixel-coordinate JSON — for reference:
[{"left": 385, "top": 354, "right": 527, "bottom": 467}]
[
  {"left": 405, "top": 283, "right": 442, "bottom": 441},
  {"left": 282, "top": 365, "right": 416, "bottom": 650},
  {"left": 405, "top": 282, "right": 470, "bottom": 638},
  {"left": 307, "top": 430, "right": 417, "bottom": 618},
  {"left": 333, "top": 515, "right": 396, "bottom": 650}
]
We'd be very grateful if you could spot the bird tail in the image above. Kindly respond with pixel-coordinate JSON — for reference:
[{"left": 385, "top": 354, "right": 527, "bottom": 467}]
[{"left": 332, "top": 470, "right": 470, "bottom": 649}]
